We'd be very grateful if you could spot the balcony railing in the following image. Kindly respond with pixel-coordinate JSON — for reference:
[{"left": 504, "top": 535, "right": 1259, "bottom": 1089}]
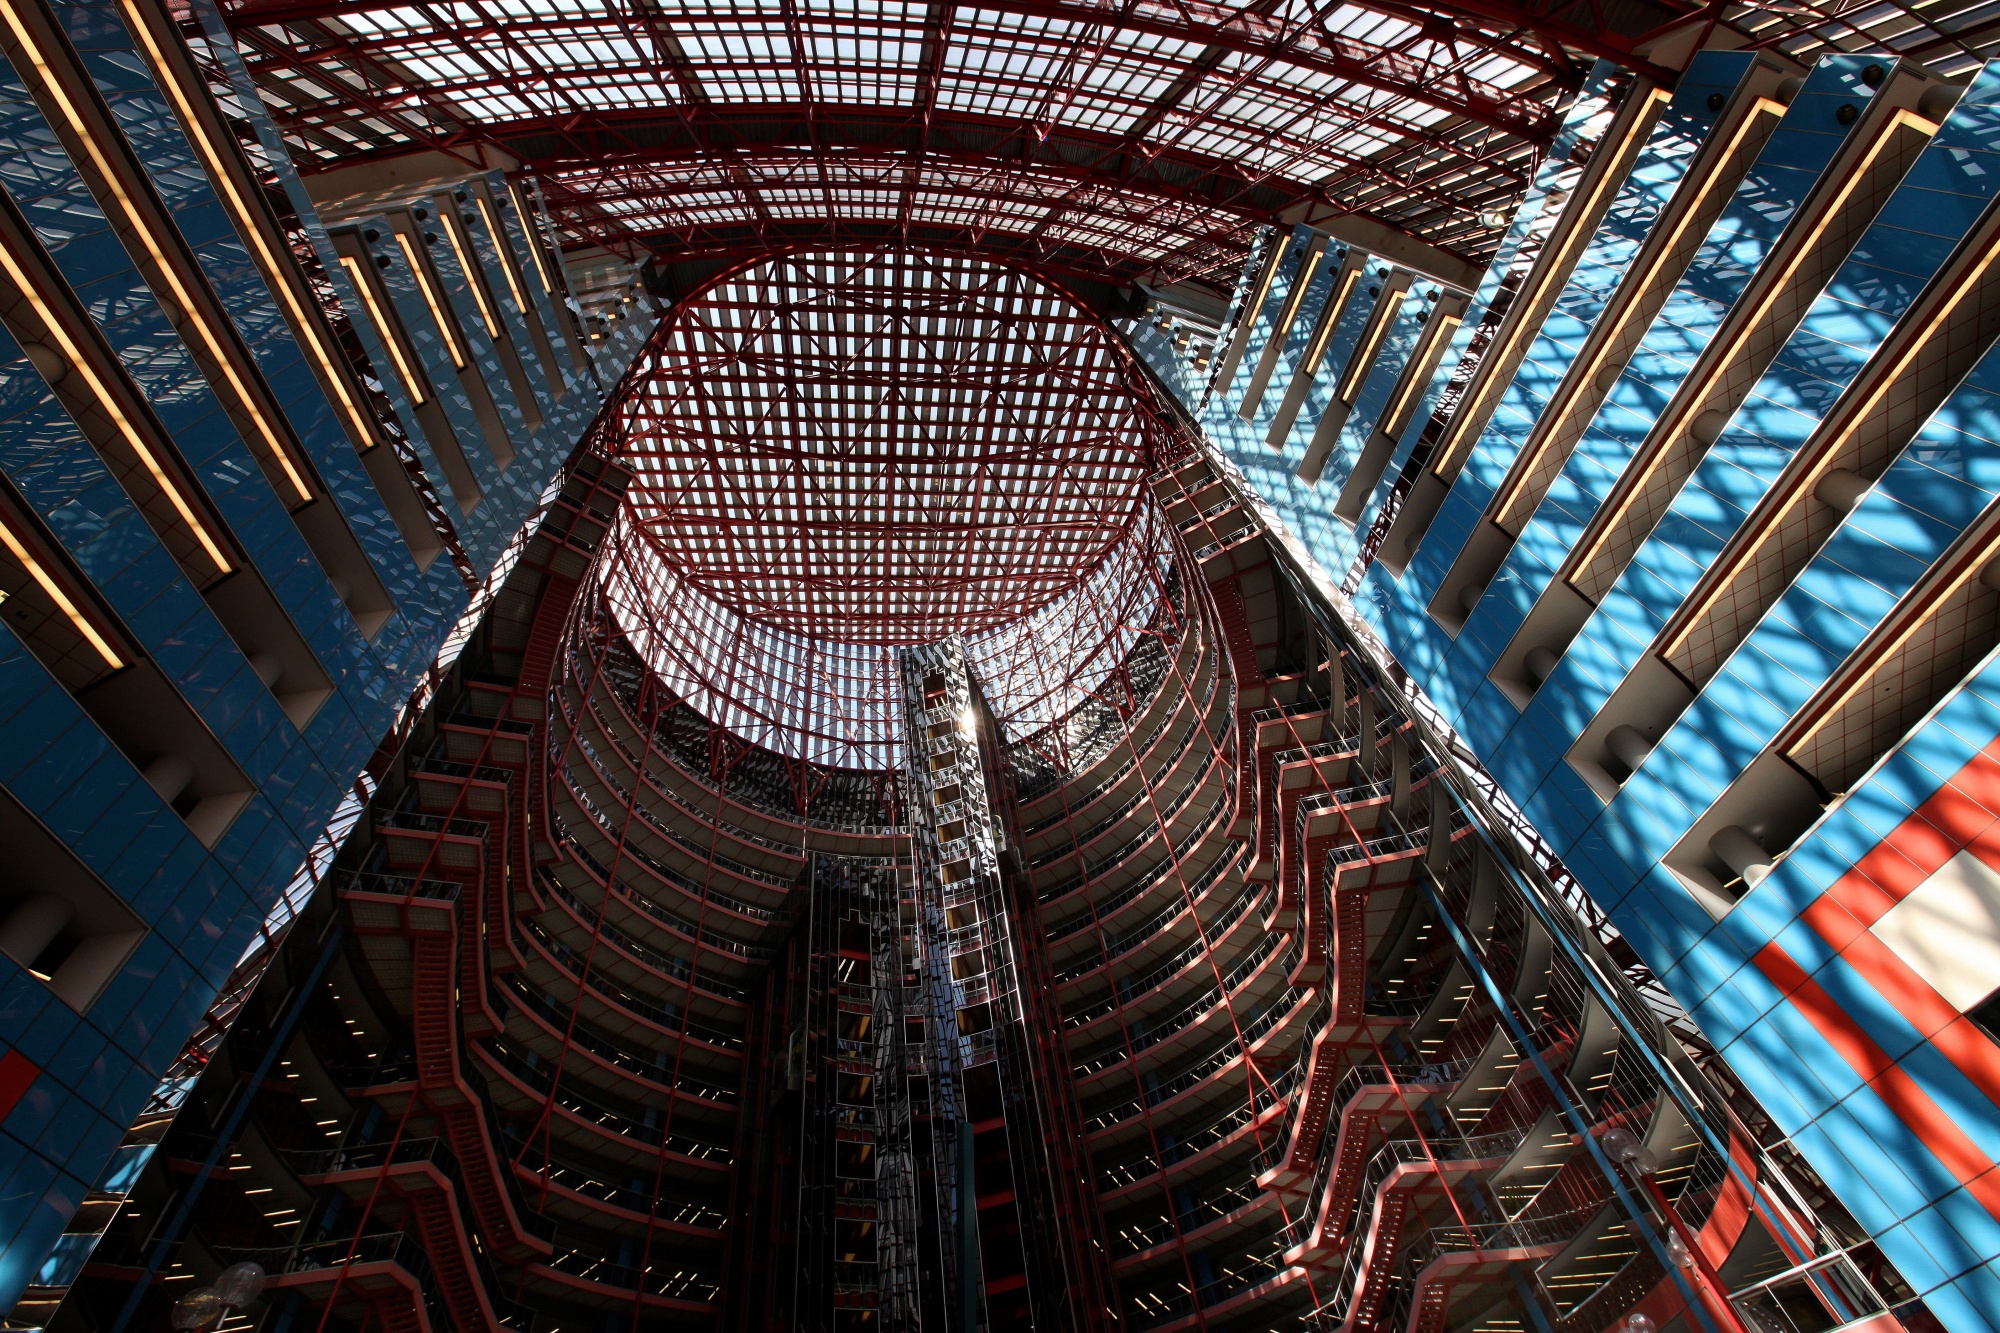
[
  {"left": 1085, "top": 992, "right": 1307, "bottom": 1130},
  {"left": 210, "top": 1230, "right": 541, "bottom": 1332},
  {"left": 1057, "top": 866, "right": 1265, "bottom": 997},
  {"left": 448, "top": 711, "right": 534, "bottom": 736},
  {"left": 1072, "top": 932, "right": 1293, "bottom": 1078},
  {"left": 1045, "top": 835, "right": 1246, "bottom": 950},
  {"left": 1328, "top": 812, "right": 1469, "bottom": 865},
  {"left": 497, "top": 969, "right": 742, "bottom": 1091},
  {"left": 1318, "top": 1126, "right": 1534, "bottom": 1323},
  {"left": 410, "top": 754, "right": 515, "bottom": 786},
  {"left": 1019, "top": 687, "right": 1227, "bottom": 840},
  {"left": 333, "top": 870, "right": 461, "bottom": 902},
  {"left": 377, "top": 808, "right": 491, "bottom": 840},
  {"left": 517, "top": 912, "right": 748, "bottom": 1010},
  {"left": 1098, "top": 1063, "right": 1304, "bottom": 1191},
  {"left": 478, "top": 1035, "right": 733, "bottom": 1163},
  {"left": 1112, "top": 1174, "right": 1266, "bottom": 1254},
  {"left": 1035, "top": 783, "right": 1235, "bottom": 905}
]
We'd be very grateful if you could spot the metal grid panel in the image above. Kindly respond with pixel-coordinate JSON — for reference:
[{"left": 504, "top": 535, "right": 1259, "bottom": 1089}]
[
  {"left": 1723, "top": 0, "right": 2000, "bottom": 77},
  {"left": 596, "top": 246, "right": 1175, "bottom": 768},
  {"left": 212, "top": 0, "right": 2000, "bottom": 289},
  {"left": 621, "top": 247, "right": 1155, "bottom": 643},
  {"left": 210, "top": 0, "right": 1663, "bottom": 286}
]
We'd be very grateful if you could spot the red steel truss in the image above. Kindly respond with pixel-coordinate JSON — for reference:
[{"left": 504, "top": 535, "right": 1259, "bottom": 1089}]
[
  {"left": 618, "top": 248, "right": 1162, "bottom": 644},
  {"left": 208, "top": 0, "right": 1999, "bottom": 290},
  {"left": 585, "top": 248, "right": 1188, "bottom": 768},
  {"left": 208, "top": 0, "right": 1691, "bottom": 289}
]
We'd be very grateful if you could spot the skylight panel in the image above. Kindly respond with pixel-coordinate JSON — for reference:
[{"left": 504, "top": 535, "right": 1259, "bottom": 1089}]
[
  {"left": 337, "top": 8, "right": 428, "bottom": 35},
  {"left": 489, "top": 0, "right": 592, "bottom": 18},
  {"left": 961, "top": 8, "right": 1084, "bottom": 42},
  {"left": 236, "top": 0, "right": 1587, "bottom": 283},
  {"left": 449, "top": 93, "right": 530, "bottom": 118},
  {"left": 1463, "top": 53, "right": 1538, "bottom": 89},
  {"left": 1327, "top": 6, "right": 1420, "bottom": 45}
]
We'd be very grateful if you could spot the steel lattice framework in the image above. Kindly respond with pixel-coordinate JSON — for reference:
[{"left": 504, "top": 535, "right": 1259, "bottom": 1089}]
[
  {"left": 209, "top": 0, "right": 1664, "bottom": 287},
  {"left": 210, "top": 0, "right": 2000, "bottom": 289},
  {"left": 595, "top": 246, "right": 1178, "bottom": 768},
  {"left": 621, "top": 248, "right": 1157, "bottom": 643}
]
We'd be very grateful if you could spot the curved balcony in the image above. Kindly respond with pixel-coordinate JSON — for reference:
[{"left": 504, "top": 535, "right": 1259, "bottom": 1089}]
[
  {"left": 1029, "top": 741, "right": 1230, "bottom": 876},
  {"left": 1108, "top": 1172, "right": 1273, "bottom": 1263},
  {"left": 558, "top": 684, "right": 813, "bottom": 874},
  {"left": 288, "top": 1137, "right": 560, "bottom": 1330},
  {"left": 557, "top": 723, "right": 804, "bottom": 896},
  {"left": 539, "top": 832, "right": 776, "bottom": 973},
  {"left": 1095, "top": 1065, "right": 1300, "bottom": 1198},
  {"left": 475, "top": 1033, "right": 735, "bottom": 1169},
  {"left": 577, "top": 611, "right": 903, "bottom": 836},
  {"left": 1034, "top": 771, "right": 1238, "bottom": 916},
  {"left": 1273, "top": 1057, "right": 1474, "bottom": 1264},
  {"left": 550, "top": 775, "right": 794, "bottom": 935},
  {"left": 213, "top": 1233, "right": 465, "bottom": 1333},
  {"left": 511, "top": 915, "right": 746, "bottom": 1046},
  {"left": 502, "top": 1132, "right": 728, "bottom": 1235},
  {"left": 1082, "top": 987, "right": 1317, "bottom": 1142},
  {"left": 1119, "top": 1219, "right": 1303, "bottom": 1331},
  {"left": 1049, "top": 847, "right": 1258, "bottom": 989},
  {"left": 1017, "top": 639, "right": 1226, "bottom": 847},
  {"left": 1042, "top": 825, "right": 1246, "bottom": 955},
  {"left": 1009, "top": 568, "right": 1198, "bottom": 805},
  {"left": 491, "top": 968, "right": 739, "bottom": 1110},
  {"left": 1070, "top": 932, "right": 1298, "bottom": 1087}
]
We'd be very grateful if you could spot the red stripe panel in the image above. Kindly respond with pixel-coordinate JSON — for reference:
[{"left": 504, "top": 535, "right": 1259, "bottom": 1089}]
[
  {"left": 1822, "top": 740, "right": 2000, "bottom": 930},
  {"left": 0, "top": 1049, "right": 38, "bottom": 1123},
  {"left": 1750, "top": 942, "right": 2000, "bottom": 1218},
  {"left": 1788, "top": 737, "right": 2000, "bottom": 1116}
]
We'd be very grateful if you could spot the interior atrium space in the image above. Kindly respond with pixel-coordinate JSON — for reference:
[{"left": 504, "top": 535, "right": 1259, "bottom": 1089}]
[{"left": 10, "top": 1, "right": 2000, "bottom": 1333}]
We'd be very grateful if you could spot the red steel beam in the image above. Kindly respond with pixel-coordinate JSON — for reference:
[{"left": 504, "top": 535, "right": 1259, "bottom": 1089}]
[{"left": 220, "top": 0, "right": 1601, "bottom": 139}]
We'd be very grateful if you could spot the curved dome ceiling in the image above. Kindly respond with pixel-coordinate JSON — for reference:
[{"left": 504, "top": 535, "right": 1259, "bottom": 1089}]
[
  {"left": 616, "top": 247, "right": 1159, "bottom": 644},
  {"left": 595, "top": 245, "right": 1177, "bottom": 769}
]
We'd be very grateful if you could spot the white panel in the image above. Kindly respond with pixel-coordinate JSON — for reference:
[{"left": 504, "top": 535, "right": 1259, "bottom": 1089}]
[{"left": 1870, "top": 849, "right": 2000, "bottom": 1012}]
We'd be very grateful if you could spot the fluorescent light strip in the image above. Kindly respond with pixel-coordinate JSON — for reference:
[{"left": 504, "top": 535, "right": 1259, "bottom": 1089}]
[
  {"left": 397, "top": 232, "right": 467, "bottom": 369},
  {"left": 113, "top": 0, "right": 381, "bottom": 459},
  {"left": 477, "top": 193, "right": 531, "bottom": 319},
  {"left": 1233, "top": 242, "right": 1288, "bottom": 348},
  {"left": 1488, "top": 97, "right": 1791, "bottom": 526},
  {"left": 509, "top": 182, "right": 555, "bottom": 295},
  {"left": 1339, "top": 286, "right": 1402, "bottom": 403},
  {"left": 339, "top": 255, "right": 426, "bottom": 405},
  {"left": 443, "top": 212, "right": 502, "bottom": 338},
  {"left": 1573, "top": 106, "right": 1935, "bottom": 582},
  {"left": 1, "top": 0, "right": 313, "bottom": 505},
  {"left": 1792, "top": 526, "right": 2000, "bottom": 757},
  {"left": 1302, "top": 267, "right": 1362, "bottom": 383},
  {"left": 1665, "top": 223, "right": 1999, "bottom": 666},
  {"left": 1269, "top": 240, "right": 1329, "bottom": 356},
  {"left": 1432, "top": 88, "right": 1672, "bottom": 481},
  {"left": 0, "top": 512, "right": 122, "bottom": 670},
  {"left": 1380, "top": 314, "right": 1461, "bottom": 439},
  {"left": 0, "top": 242, "right": 233, "bottom": 577}
]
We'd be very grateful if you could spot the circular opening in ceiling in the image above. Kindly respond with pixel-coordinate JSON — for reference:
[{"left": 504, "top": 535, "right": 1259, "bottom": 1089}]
[
  {"left": 612, "top": 247, "right": 1160, "bottom": 646},
  {"left": 597, "top": 246, "right": 1183, "bottom": 772}
]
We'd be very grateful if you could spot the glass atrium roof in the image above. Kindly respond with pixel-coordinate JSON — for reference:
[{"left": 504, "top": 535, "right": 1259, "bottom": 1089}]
[
  {"left": 217, "top": 0, "right": 1621, "bottom": 287},
  {"left": 597, "top": 246, "right": 1175, "bottom": 768},
  {"left": 204, "top": 0, "right": 2000, "bottom": 765},
  {"left": 220, "top": 0, "right": 2000, "bottom": 290},
  {"left": 616, "top": 248, "right": 1159, "bottom": 645}
]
